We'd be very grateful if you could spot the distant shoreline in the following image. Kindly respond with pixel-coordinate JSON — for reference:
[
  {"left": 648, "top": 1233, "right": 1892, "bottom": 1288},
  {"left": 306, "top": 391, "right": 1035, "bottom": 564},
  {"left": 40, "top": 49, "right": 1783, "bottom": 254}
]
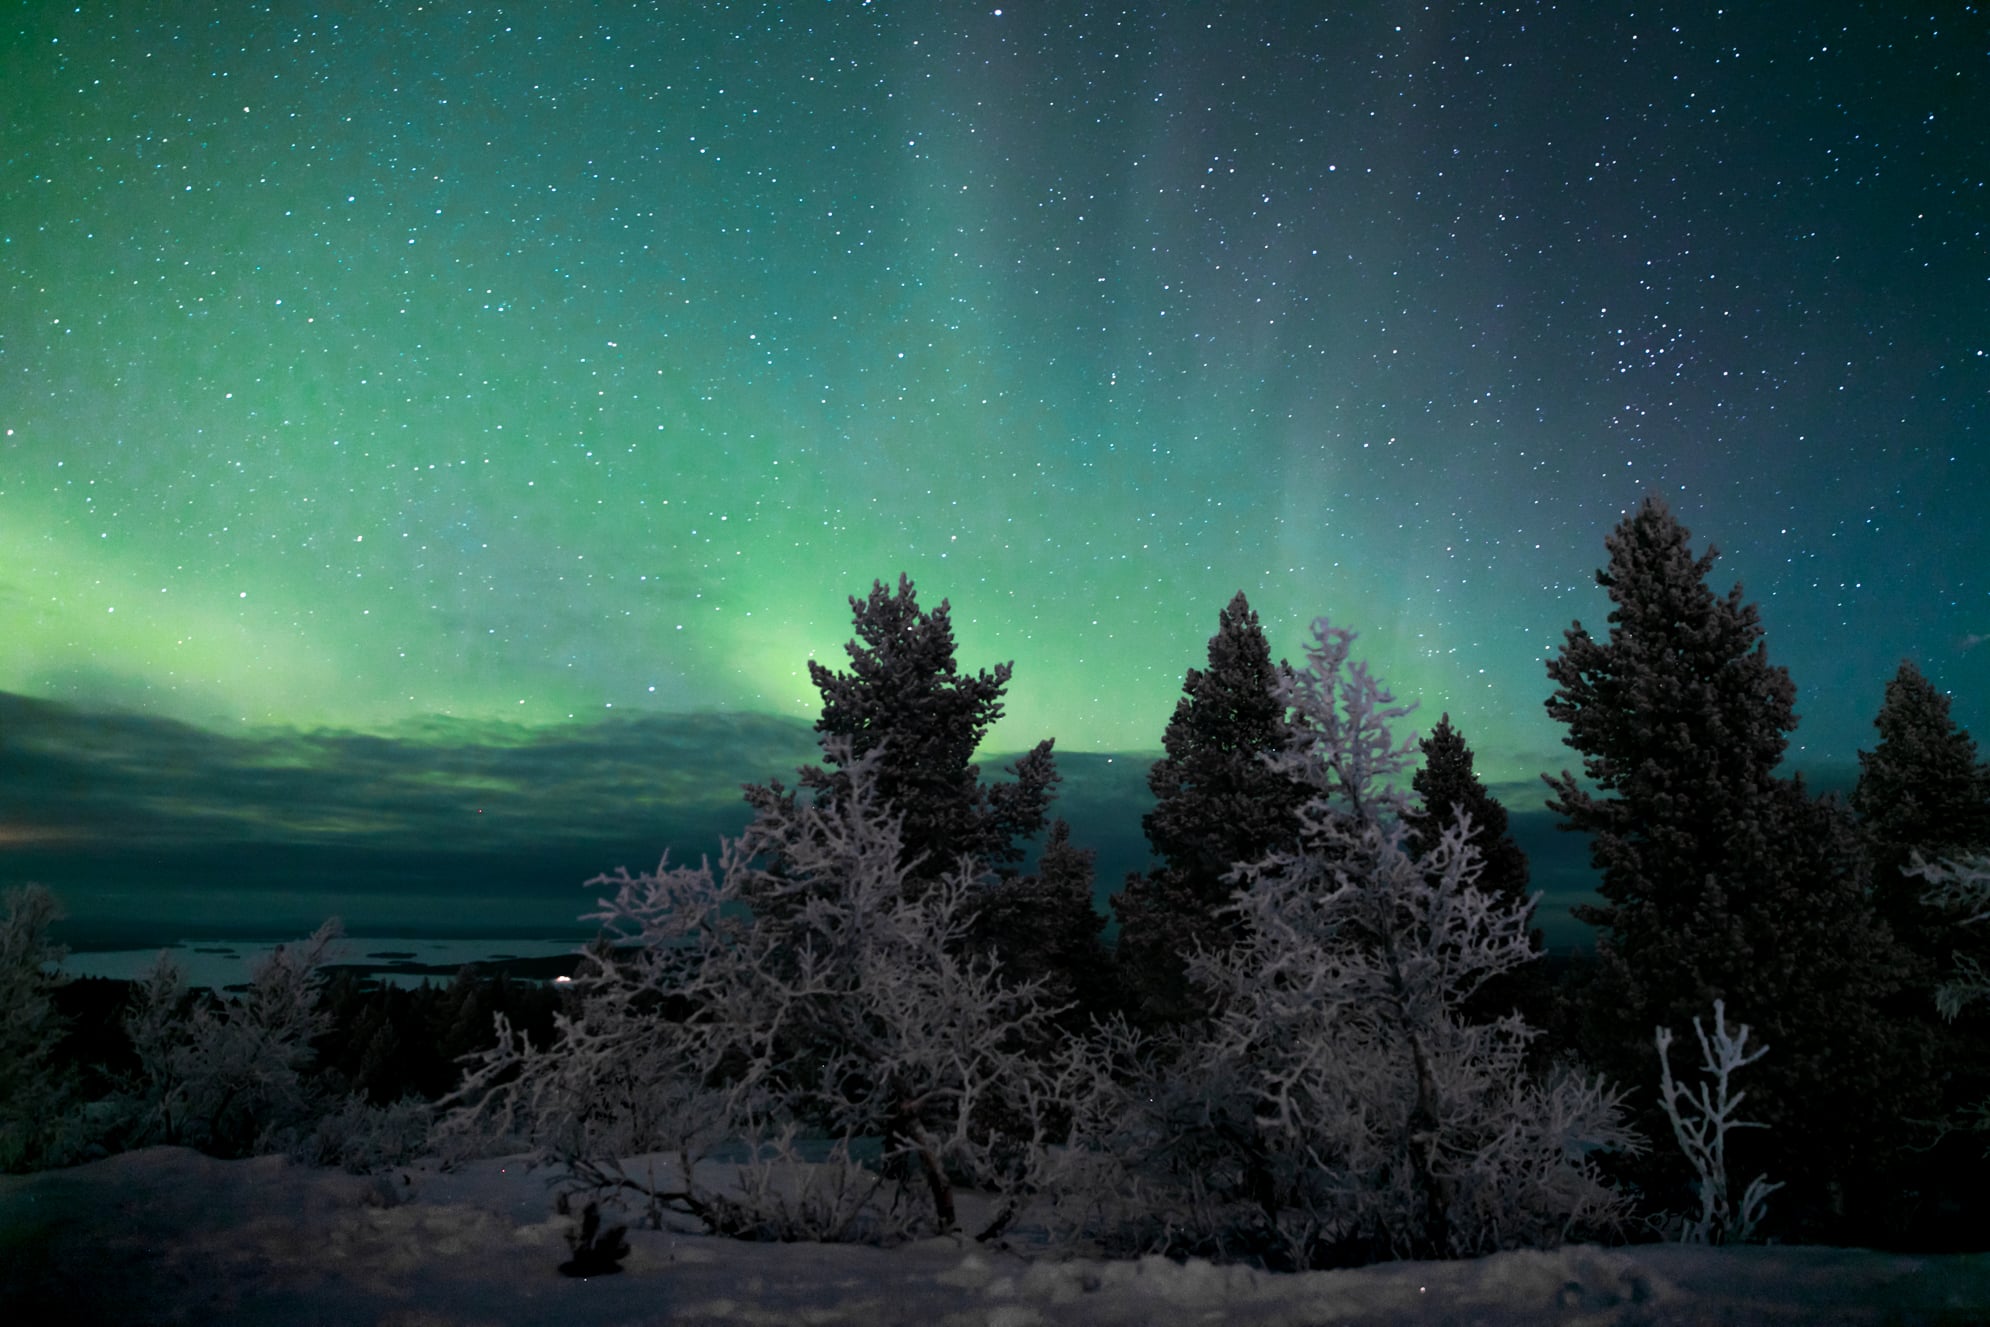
[{"left": 54, "top": 933, "right": 603, "bottom": 990}]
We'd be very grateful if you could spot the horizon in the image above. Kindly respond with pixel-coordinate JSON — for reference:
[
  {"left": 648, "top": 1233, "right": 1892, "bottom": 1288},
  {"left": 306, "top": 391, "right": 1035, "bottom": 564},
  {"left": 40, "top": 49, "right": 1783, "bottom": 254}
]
[{"left": 2, "top": 678, "right": 1878, "bottom": 957}]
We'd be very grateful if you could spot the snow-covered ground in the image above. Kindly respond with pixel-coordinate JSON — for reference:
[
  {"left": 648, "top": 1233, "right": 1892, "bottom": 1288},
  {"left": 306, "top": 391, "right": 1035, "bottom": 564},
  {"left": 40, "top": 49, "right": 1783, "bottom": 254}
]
[{"left": 4, "top": 1147, "right": 1987, "bottom": 1325}]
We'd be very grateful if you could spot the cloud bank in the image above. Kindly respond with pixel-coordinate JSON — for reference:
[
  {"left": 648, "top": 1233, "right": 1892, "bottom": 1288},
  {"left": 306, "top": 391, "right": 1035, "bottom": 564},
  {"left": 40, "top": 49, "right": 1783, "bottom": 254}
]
[{"left": 0, "top": 693, "right": 1603, "bottom": 949}]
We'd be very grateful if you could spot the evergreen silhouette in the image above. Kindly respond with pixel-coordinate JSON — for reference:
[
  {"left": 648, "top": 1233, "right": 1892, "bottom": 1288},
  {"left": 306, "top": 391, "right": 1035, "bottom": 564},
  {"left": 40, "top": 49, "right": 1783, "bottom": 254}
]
[
  {"left": 1853, "top": 660, "right": 1990, "bottom": 1220},
  {"left": 1544, "top": 496, "right": 1921, "bottom": 1239},
  {"left": 747, "top": 573, "right": 1059, "bottom": 900},
  {"left": 969, "top": 819, "right": 1113, "bottom": 1032},
  {"left": 1407, "top": 713, "right": 1533, "bottom": 918},
  {"left": 1405, "top": 714, "right": 1546, "bottom": 1027},
  {"left": 1112, "top": 591, "right": 1307, "bottom": 1028},
  {"left": 1853, "top": 660, "right": 1990, "bottom": 957}
]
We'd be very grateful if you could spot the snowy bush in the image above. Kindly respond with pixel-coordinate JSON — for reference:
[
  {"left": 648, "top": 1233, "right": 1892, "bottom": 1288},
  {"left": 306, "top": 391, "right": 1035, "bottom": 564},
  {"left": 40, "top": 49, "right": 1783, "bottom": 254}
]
[
  {"left": 1047, "top": 617, "right": 1640, "bottom": 1267},
  {"left": 438, "top": 742, "right": 1070, "bottom": 1243},
  {"left": 1912, "top": 853, "right": 1990, "bottom": 1023},
  {"left": 296, "top": 1093, "right": 435, "bottom": 1174},
  {"left": 119, "top": 919, "right": 343, "bottom": 1157},
  {"left": 1905, "top": 853, "right": 1990, "bottom": 1150},
  {"left": 0, "top": 884, "right": 81, "bottom": 1171}
]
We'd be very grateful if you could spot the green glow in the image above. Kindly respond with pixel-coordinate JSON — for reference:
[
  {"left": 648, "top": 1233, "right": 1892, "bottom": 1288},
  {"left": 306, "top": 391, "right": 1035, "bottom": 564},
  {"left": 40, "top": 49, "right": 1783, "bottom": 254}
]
[{"left": 3, "top": 4, "right": 1983, "bottom": 800}]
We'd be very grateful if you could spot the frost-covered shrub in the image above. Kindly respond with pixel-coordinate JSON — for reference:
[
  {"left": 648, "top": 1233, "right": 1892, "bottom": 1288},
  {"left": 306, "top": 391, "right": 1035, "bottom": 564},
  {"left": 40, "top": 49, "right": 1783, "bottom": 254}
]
[
  {"left": 438, "top": 743, "right": 1069, "bottom": 1243},
  {"left": 1654, "top": 999, "right": 1781, "bottom": 1244},
  {"left": 1907, "top": 852, "right": 1990, "bottom": 1150},
  {"left": 1914, "top": 853, "right": 1990, "bottom": 1023},
  {"left": 119, "top": 920, "right": 342, "bottom": 1157},
  {"left": 0, "top": 884, "right": 80, "bottom": 1171},
  {"left": 1047, "top": 618, "right": 1640, "bottom": 1267},
  {"left": 296, "top": 1093, "right": 435, "bottom": 1174}
]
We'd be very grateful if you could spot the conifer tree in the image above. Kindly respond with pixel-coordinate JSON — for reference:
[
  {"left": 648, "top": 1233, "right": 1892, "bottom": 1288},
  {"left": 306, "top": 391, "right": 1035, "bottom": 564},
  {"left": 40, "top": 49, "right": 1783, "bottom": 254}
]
[
  {"left": 1853, "top": 660, "right": 1990, "bottom": 954},
  {"left": 1102, "top": 615, "right": 1638, "bottom": 1264},
  {"left": 748, "top": 574, "right": 1059, "bottom": 897},
  {"left": 1407, "top": 714, "right": 1533, "bottom": 922},
  {"left": 969, "top": 819, "right": 1113, "bottom": 1031},
  {"left": 1406, "top": 714, "right": 1545, "bottom": 1026},
  {"left": 1111, "top": 591, "right": 1307, "bottom": 1027},
  {"left": 1854, "top": 663, "right": 1990, "bottom": 1216},
  {"left": 1543, "top": 496, "right": 1921, "bottom": 1237}
]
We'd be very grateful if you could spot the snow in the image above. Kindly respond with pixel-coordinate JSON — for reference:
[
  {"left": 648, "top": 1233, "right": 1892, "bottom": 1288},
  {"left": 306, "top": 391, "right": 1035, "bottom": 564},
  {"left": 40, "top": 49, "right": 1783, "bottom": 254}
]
[{"left": 4, "top": 1147, "right": 1986, "bottom": 1325}]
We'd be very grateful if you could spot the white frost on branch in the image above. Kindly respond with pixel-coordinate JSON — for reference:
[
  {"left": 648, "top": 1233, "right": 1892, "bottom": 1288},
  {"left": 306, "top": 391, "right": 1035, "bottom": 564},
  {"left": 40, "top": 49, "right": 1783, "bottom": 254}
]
[
  {"left": 1910, "top": 853, "right": 1990, "bottom": 1023},
  {"left": 1043, "top": 617, "right": 1639, "bottom": 1266},
  {"left": 121, "top": 919, "right": 344, "bottom": 1157},
  {"left": 437, "top": 740, "right": 1071, "bottom": 1243},
  {"left": 1653, "top": 998, "right": 1781, "bottom": 1244}
]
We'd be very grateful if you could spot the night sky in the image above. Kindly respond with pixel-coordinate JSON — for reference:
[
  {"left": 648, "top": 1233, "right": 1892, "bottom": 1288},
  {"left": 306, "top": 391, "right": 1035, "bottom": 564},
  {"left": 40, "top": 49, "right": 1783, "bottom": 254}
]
[{"left": 3, "top": 3, "right": 1985, "bottom": 946}]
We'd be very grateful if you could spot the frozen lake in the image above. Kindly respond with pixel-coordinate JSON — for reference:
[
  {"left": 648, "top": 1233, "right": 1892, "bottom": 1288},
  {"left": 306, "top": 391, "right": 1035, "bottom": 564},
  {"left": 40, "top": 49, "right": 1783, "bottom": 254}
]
[{"left": 58, "top": 934, "right": 590, "bottom": 989}]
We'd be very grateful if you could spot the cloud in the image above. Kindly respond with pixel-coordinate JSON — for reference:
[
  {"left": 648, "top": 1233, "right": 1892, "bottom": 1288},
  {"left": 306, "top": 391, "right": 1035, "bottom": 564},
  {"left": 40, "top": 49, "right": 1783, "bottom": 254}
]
[
  {"left": 0, "top": 692, "right": 1610, "bottom": 949},
  {"left": 0, "top": 692, "right": 825, "bottom": 937}
]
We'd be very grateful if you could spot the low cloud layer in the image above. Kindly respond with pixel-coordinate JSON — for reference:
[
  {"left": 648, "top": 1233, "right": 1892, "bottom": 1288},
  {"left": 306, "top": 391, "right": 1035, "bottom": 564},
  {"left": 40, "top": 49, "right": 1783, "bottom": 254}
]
[
  {"left": 1, "top": 692, "right": 1604, "bottom": 949},
  {"left": 1, "top": 693, "right": 820, "bottom": 941}
]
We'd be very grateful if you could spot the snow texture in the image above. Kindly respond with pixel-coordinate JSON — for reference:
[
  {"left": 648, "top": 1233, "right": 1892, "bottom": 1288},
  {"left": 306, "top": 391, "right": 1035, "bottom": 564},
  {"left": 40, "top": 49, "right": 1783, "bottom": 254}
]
[{"left": 4, "top": 1145, "right": 1987, "bottom": 1325}]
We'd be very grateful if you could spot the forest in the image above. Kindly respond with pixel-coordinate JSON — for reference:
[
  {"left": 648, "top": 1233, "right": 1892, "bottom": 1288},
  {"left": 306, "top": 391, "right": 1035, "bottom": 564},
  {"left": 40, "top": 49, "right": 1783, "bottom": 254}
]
[{"left": 5, "top": 496, "right": 1990, "bottom": 1277}]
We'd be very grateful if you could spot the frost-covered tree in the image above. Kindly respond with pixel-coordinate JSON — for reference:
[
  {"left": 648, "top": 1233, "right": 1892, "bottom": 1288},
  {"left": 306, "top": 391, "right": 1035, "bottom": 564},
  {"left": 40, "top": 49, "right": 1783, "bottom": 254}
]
[
  {"left": 440, "top": 743, "right": 1069, "bottom": 1244},
  {"left": 1113, "top": 591, "right": 1307, "bottom": 1028},
  {"left": 1905, "top": 852, "right": 1990, "bottom": 1172},
  {"left": 1405, "top": 715, "right": 1545, "bottom": 1028},
  {"left": 1916, "top": 855, "right": 1990, "bottom": 1024},
  {"left": 120, "top": 919, "right": 343, "bottom": 1157},
  {"left": 1544, "top": 497, "right": 1920, "bottom": 1233},
  {"left": 1061, "top": 617, "right": 1638, "bottom": 1267},
  {"left": 758, "top": 573, "right": 1058, "bottom": 893},
  {"left": 0, "top": 884, "right": 75, "bottom": 1171}
]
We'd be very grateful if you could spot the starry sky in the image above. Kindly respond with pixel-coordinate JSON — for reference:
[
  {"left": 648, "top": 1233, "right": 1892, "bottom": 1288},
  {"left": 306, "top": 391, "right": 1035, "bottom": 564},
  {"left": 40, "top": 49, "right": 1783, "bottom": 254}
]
[{"left": 3, "top": 2, "right": 1986, "bottom": 946}]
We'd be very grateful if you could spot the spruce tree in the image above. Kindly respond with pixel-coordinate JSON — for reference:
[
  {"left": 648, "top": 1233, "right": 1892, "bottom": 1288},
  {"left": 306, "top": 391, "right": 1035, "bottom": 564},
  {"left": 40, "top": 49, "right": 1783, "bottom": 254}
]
[
  {"left": 1111, "top": 591, "right": 1307, "bottom": 1028},
  {"left": 748, "top": 574, "right": 1059, "bottom": 897},
  {"left": 1853, "top": 662, "right": 1990, "bottom": 1225},
  {"left": 969, "top": 819, "right": 1113, "bottom": 1032},
  {"left": 1853, "top": 660, "right": 1990, "bottom": 952},
  {"left": 1407, "top": 714, "right": 1533, "bottom": 920},
  {"left": 1544, "top": 496, "right": 1921, "bottom": 1238},
  {"left": 1406, "top": 714, "right": 1545, "bottom": 1026}
]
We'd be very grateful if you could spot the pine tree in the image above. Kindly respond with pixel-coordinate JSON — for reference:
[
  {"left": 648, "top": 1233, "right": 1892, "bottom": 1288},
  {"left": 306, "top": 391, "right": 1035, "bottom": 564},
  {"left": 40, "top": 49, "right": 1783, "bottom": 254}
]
[
  {"left": 1406, "top": 714, "right": 1546, "bottom": 1028},
  {"left": 1111, "top": 591, "right": 1308, "bottom": 1028},
  {"left": 750, "top": 574, "right": 1057, "bottom": 896},
  {"left": 1543, "top": 497, "right": 1922, "bottom": 1238},
  {"left": 1104, "top": 615, "right": 1637, "bottom": 1265},
  {"left": 1853, "top": 660, "right": 1990, "bottom": 955},
  {"left": 970, "top": 819, "right": 1113, "bottom": 1032},
  {"left": 1853, "top": 664, "right": 1990, "bottom": 1229},
  {"left": 1407, "top": 714, "right": 1533, "bottom": 921}
]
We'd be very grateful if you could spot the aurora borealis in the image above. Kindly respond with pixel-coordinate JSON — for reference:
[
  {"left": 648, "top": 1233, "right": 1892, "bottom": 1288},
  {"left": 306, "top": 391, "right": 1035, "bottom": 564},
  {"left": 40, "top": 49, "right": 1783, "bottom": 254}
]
[{"left": 3, "top": 3, "right": 1986, "bottom": 943}]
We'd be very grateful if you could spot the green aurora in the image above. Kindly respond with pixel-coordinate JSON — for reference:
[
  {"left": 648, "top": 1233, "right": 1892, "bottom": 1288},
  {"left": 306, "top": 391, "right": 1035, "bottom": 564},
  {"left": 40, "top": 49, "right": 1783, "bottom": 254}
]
[{"left": 2, "top": 4, "right": 1984, "bottom": 940}]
